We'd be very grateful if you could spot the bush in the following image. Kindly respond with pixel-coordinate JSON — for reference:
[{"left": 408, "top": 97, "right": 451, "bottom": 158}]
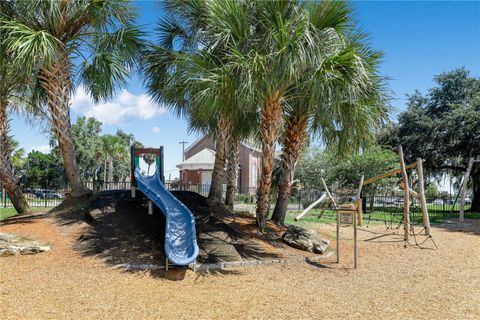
[{"left": 236, "top": 193, "right": 255, "bottom": 204}]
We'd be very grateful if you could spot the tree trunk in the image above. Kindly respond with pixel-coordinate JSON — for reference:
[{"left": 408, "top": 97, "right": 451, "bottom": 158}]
[
  {"left": 103, "top": 159, "right": 107, "bottom": 188},
  {"left": 39, "top": 59, "right": 89, "bottom": 197},
  {"left": 225, "top": 135, "right": 240, "bottom": 210},
  {"left": 0, "top": 103, "right": 29, "bottom": 214},
  {"left": 208, "top": 115, "right": 230, "bottom": 202},
  {"left": 256, "top": 92, "right": 283, "bottom": 231},
  {"left": 271, "top": 114, "right": 308, "bottom": 225},
  {"left": 108, "top": 157, "right": 114, "bottom": 182},
  {"left": 469, "top": 171, "right": 480, "bottom": 212}
]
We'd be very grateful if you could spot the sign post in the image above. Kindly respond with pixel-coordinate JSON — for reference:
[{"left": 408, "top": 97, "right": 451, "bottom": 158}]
[{"left": 336, "top": 205, "right": 358, "bottom": 269}]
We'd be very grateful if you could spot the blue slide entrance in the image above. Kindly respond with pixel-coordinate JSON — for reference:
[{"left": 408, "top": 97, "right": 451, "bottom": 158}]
[{"left": 131, "top": 147, "right": 199, "bottom": 266}]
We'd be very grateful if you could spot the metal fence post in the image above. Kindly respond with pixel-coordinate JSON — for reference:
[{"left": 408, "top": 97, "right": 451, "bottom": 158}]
[
  {"left": 443, "top": 197, "right": 446, "bottom": 216},
  {"left": 298, "top": 190, "right": 301, "bottom": 211},
  {"left": 45, "top": 180, "right": 48, "bottom": 207}
]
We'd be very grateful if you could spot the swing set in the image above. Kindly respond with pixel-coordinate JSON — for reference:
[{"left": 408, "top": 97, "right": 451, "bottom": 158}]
[{"left": 295, "top": 145, "right": 438, "bottom": 266}]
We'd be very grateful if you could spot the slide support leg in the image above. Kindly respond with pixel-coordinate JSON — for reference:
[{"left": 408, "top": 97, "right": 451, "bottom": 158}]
[{"left": 148, "top": 201, "right": 153, "bottom": 215}]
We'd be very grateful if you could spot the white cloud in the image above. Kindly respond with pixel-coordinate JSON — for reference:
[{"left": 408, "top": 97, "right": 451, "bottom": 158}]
[
  {"left": 27, "top": 145, "right": 51, "bottom": 154},
  {"left": 152, "top": 126, "right": 161, "bottom": 133},
  {"left": 71, "top": 87, "right": 166, "bottom": 125}
]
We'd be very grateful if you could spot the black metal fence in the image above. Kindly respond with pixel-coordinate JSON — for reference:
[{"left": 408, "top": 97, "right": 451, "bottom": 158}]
[
  {"left": 1, "top": 181, "right": 478, "bottom": 220},
  {"left": 1, "top": 187, "right": 67, "bottom": 208},
  {"left": 286, "top": 190, "right": 479, "bottom": 220}
]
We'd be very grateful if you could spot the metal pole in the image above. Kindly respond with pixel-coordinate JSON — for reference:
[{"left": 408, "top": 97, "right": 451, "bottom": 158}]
[
  {"left": 148, "top": 201, "right": 153, "bottom": 215},
  {"left": 130, "top": 145, "right": 136, "bottom": 198},
  {"left": 179, "top": 141, "right": 188, "bottom": 161},
  {"left": 298, "top": 190, "right": 301, "bottom": 211},
  {"left": 160, "top": 146, "right": 165, "bottom": 184},
  {"left": 45, "top": 180, "right": 48, "bottom": 207}
]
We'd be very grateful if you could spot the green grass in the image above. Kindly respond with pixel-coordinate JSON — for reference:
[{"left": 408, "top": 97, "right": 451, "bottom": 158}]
[
  {"left": 285, "top": 207, "right": 479, "bottom": 227},
  {"left": 0, "top": 207, "right": 53, "bottom": 221}
]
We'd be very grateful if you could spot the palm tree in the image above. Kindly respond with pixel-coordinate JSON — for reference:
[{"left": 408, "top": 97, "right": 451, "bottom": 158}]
[
  {"left": 224, "top": 109, "right": 258, "bottom": 210},
  {"left": 270, "top": 1, "right": 390, "bottom": 225},
  {"left": 0, "top": 0, "right": 143, "bottom": 197},
  {"left": 0, "top": 106, "right": 29, "bottom": 214},
  {"left": 238, "top": 1, "right": 330, "bottom": 230},
  {"left": 99, "top": 135, "right": 127, "bottom": 186},
  {"left": 143, "top": 0, "right": 255, "bottom": 204},
  {"left": 143, "top": 154, "right": 156, "bottom": 175},
  {"left": 0, "top": 31, "right": 39, "bottom": 214}
]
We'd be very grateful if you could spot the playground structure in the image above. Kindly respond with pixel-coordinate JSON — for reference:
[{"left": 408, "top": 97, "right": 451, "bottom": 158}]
[
  {"left": 295, "top": 145, "right": 437, "bottom": 264},
  {"left": 130, "top": 146, "right": 199, "bottom": 268}
]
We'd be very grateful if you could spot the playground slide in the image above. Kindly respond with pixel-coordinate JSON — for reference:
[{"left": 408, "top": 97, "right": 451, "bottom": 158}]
[{"left": 134, "top": 168, "right": 199, "bottom": 266}]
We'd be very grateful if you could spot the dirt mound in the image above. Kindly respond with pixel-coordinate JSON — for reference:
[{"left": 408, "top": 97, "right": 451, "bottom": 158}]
[{"left": 48, "top": 190, "right": 283, "bottom": 266}]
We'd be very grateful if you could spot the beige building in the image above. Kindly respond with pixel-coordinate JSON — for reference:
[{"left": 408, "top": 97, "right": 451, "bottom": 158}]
[{"left": 176, "top": 135, "right": 263, "bottom": 194}]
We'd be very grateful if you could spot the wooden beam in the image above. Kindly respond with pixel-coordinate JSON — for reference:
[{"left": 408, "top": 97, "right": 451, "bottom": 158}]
[
  {"left": 399, "top": 182, "right": 419, "bottom": 198},
  {"left": 355, "top": 175, "right": 364, "bottom": 226},
  {"left": 321, "top": 178, "right": 337, "bottom": 207},
  {"left": 294, "top": 193, "right": 327, "bottom": 221},
  {"left": 460, "top": 158, "right": 475, "bottom": 223},
  {"left": 416, "top": 158, "right": 431, "bottom": 236},
  {"left": 134, "top": 148, "right": 160, "bottom": 156},
  {"left": 363, "top": 162, "right": 418, "bottom": 186},
  {"left": 398, "top": 145, "right": 410, "bottom": 242}
]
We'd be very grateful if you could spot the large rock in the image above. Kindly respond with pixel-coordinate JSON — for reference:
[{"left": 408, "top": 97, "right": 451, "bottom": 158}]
[
  {"left": 0, "top": 233, "right": 51, "bottom": 257},
  {"left": 282, "top": 225, "right": 329, "bottom": 254}
]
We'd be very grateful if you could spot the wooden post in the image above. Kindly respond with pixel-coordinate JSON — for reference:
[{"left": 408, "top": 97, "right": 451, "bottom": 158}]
[
  {"left": 460, "top": 158, "right": 474, "bottom": 223},
  {"left": 336, "top": 210, "right": 340, "bottom": 264},
  {"left": 355, "top": 175, "right": 364, "bottom": 226},
  {"left": 416, "top": 158, "right": 431, "bottom": 236},
  {"left": 398, "top": 145, "right": 410, "bottom": 242},
  {"left": 321, "top": 178, "right": 337, "bottom": 207},
  {"left": 353, "top": 203, "right": 358, "bottom": 269},
  {"left": 356, "top": 198, "right": 363, "bottom": 227}
]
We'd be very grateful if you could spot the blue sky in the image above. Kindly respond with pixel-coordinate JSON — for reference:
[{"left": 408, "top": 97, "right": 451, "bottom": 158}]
[{"left": 9, "top": 0, "right": 480, "bottom": 178}]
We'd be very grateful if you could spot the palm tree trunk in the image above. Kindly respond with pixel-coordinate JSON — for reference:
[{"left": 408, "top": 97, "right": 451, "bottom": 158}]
[
  {"left": 225, "top": 135, "right": 240, "bottom": 210},
  {"left": 39, "top": 59, "right": 88, "bottom": 197},
  {"left": 256, "top": 92, "right": 283, "bottom": 231},
  {"left": 271, "top": 114, "right": 308, "bottom": 225},
  {"left": 108, "top": 157, "right": 114, "bottom": 182},
  {"left": 208, "top": 115, "right": 230, "bottom": 202},
  {"left": 103, "top": 159, "right": 107, "bottom": 190},
  {"left": 0, "top": 103, "right": 29, "bottom": 214}
]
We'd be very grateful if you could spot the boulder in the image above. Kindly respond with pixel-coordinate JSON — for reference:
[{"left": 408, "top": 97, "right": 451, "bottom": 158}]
[
  {"left": 282, "top": 225, "right": 329, "bottom": 254},
  {"left": 0, "top": 233, "right": 51, "bottom": 257}
]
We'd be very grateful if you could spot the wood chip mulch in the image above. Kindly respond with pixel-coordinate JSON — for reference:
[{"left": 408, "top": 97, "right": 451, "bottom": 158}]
[{"left": 1, "top": 192, "right": 479, "bottom": 319}]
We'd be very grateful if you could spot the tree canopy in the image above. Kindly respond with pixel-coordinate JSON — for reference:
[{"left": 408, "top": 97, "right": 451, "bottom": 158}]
[{"left": 379, "top": 67, "right": 480, "bottom": 210}]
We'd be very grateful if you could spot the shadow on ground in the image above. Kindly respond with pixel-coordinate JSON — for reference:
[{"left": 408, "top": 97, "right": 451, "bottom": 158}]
[
  {"left": 0, "top": 213, "right": 48, "bottom": 226},
  {"left": 52, "top": 190, "right": 280, "bottom": 279}
]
